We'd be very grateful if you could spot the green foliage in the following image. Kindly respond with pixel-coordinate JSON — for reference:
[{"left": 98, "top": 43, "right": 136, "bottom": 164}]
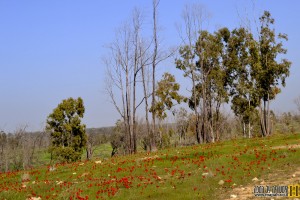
[
  {"left": 254, "top": 11, "right": 291, "bottom": 101},
  {"left": 46, "top": 97, "right": 87, "bottom": 163},
  {"left": 224, "top": 27, "right": 260, "bottom": 134},
  {"left": 176, "top": 27, "right": 232, "bottom": 143},
  {"left": 150, "top": 72, "right": 186, "bottom": 120}
]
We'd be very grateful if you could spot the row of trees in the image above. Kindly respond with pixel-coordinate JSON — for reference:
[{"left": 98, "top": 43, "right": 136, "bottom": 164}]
[
  {"left": 105, "top": 1, "right": 291, "bottom": 154},
  {"left": 176, "top": 10, "right": 291, "bottom": 143}
]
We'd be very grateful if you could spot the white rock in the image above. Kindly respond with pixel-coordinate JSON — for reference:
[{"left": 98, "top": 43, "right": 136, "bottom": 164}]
[
  {"left": 230, "top": 194, "right": 237, "bottom": 198},
  {"left": 292, "top": 174, "right": 296, "bottom": 178},
  {"left": 252, "top": 177, "right": 259, "bottom": 181},
  {"left": 57, "top": 181, "right": 63, "bottom": 185},
  {"left": 95, "top": 160, "right": 102, "bottom": 164},
  {"left": 49, "top": 167, "right": 56, "bottom": 171},
  {"left": 218, "top": 180, "right": 224, "bottom": 185},
  {"left": 26, "top": 197, "right": 42, "bottom": 200}
]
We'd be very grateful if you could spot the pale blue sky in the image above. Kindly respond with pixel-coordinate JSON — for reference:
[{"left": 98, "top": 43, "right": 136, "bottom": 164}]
[{"left": 0, "top": 0, "right": 299, "bottom": 132}]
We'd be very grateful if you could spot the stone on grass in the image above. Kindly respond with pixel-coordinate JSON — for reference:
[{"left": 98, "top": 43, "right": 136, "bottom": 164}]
[
  {"left": 26, "top": 197, "right": 41, "bottom": 200},
  {"left": 252, "top": 177, "right": 259, "bottom": 182},
  {"left": 95, "top": 160, "right": 102, "bottom": 164}
]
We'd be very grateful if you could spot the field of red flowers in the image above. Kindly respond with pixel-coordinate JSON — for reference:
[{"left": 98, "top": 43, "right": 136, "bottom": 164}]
[{"left": 0, "top": 133, "right": 299, "bottom": 200}]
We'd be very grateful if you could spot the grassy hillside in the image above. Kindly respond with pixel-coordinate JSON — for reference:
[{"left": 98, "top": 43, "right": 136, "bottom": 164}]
[{"left": 0, "top": 133, "right": 299, "bottom": 200}]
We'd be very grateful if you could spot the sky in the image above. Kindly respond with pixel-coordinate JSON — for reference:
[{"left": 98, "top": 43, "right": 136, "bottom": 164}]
[{"left": 0, "top": 0, "right": 299, "bottom": 132}]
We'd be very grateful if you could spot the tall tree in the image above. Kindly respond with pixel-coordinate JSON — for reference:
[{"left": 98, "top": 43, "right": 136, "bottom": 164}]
[
  {"left": 177, "top": 28, "right": 230, "bottom": 143},
  {"left": 149, "top": 0, "right": 174, "bottom": 151},
  {"left": 105, "top": 20, "right": 134, "bottom": 154},
  {"left": 254, "top": 11, "right": 291, "bottom": 136},
  {"left": 226, "top": 27, "right": 260, "bottom": 138},
  {"left": 105, "top": 8, "right": 150, "bottom": 154},
  {"left": 176, "top": 3, "right": 209, "bottom": 144},
  {"left": 46, "top": 97, "right": 86, "bottom": 163}
]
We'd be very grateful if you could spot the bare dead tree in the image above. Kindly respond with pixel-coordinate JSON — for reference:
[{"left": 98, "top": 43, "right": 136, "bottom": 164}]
[
  {"left": 105, "top": 2, "right": 174, "bottom": 153},
  {"left": 105, "top": 9, "right": 151, "bottom": 154},
  {"left": 104, "top": 21, "right": 132, "bottom": 154}
]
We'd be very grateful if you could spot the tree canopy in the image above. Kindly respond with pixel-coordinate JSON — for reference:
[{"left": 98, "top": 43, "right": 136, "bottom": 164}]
[{"left": 46, "top": 97, "right": 87, "bottom": 163}]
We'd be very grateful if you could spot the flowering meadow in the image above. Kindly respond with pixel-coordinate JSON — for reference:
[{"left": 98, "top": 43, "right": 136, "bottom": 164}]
[{"left": 0, "top": 133, "right": 299, "bottom": 200}]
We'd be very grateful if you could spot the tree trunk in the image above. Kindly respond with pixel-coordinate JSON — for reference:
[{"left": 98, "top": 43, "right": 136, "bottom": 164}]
[
  {"left": 266, "top": 93, "right": 271, "bottom": 136},
  {"left": 202, "top": 75, "right": 208, "bottom": 143},
  {"left": 259, "top": 100, "right": 266, "bottom": 137},
  {"left": 132, "top": 57, "right": 138, "bottom": 153},
  {"left": 141, "top": 59, "right": 151, "bottom": 151},
  {"left": 125, "top": 64, "right": 132, "bottom": 154},
  {"left": 248, "top": 121, "right": 251, "bottom": 138},
  {"left": 243, "top": 121, "right": 246, "bottom": 138},
  {"left": 192, "top": 71, "right": 201, "bottom": 144}
]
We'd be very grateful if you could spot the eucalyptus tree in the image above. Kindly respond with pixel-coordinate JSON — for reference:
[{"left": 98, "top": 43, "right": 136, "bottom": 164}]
[
  {"left": 177, "top": 28, "right": 231, "bottom": 143},
  {"left": 176, "top": 3, "right": 210, "bottom": 144},
  {"left": 225, "top": 27, "right": 260, "bottom": 138},
  {"left": 254, "top": 11, "right": 291, "bottom": 136}
]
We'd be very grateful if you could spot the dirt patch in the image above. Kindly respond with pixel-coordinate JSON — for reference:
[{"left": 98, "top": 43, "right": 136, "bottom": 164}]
[
  {"left": 271, "top": 144, "right": 300, "bottom": 150},
  {"left": 224, "top": 167, "right": 300, "bottom": 200},
  {"left": 222, "top": 167, "right": 300, "bottom": 200},
  {"left": 219, "top": 142, "right": 300, "bottom": 199}
]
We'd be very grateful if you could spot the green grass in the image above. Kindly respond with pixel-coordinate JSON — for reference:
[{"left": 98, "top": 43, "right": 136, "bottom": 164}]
[{"left": 0, "top": 133, "right": 299, "bottom": 200}]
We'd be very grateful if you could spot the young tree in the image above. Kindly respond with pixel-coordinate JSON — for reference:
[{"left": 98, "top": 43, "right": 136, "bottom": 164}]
[
  {"left": 150, "top": 72, "right": 185, "bottom": 120},
  {"left": 150, "top": 72, "right": 185, "bottom": 147},
  {"left": 46, "top": 97, "right": 87, "bottom": 163}
]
